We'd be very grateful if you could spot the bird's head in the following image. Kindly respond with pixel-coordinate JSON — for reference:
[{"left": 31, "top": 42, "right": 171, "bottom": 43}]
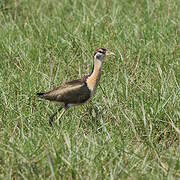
[{"left": 93, "top": 48, "right": 114, "bottom": 63}]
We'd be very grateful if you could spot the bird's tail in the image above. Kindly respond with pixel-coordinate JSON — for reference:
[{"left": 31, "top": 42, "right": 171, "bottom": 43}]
[{"left": 36, "top": 92, "right": 45, "bottom": 98}]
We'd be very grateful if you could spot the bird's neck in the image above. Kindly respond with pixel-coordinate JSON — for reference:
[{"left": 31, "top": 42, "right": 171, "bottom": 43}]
[{"left": 86, "top": 59, "right": 103, "bottom": 93}]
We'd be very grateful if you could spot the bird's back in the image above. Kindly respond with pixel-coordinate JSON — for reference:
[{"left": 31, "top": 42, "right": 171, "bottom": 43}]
[{"left": 37, "top": 78, "right": 91, "bottom": 105}]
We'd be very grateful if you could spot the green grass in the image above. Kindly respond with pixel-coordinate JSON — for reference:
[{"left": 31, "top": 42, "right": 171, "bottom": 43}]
[{"left": 0, "top": 0, "right": 180, "bottom": 179}]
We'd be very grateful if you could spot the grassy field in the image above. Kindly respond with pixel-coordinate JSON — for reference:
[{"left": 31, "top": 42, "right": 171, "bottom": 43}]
[{"left": 0, "top": 0, "right": 180, "bottom": 179}]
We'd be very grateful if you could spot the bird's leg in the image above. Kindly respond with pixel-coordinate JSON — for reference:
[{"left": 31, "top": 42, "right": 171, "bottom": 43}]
[
  {"left": 56, "top": 108, "right": 66, "bottom": 124},
  {"left": 49, "top": 106, "right": 63, "bottom": 126}
]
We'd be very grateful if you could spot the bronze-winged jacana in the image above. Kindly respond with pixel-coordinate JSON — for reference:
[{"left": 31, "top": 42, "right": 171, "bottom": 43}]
[{"left": 37, "top": 48, "right": 114, "bottom": 126}]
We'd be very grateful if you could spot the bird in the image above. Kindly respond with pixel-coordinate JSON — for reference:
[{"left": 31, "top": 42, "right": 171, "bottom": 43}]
[{"left": 37, "top": 48, "right": 115, "bottom": 126}]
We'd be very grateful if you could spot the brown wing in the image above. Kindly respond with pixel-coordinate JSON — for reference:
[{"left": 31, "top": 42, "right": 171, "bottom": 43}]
[{"left": 41, "top": 78, "right": 91, "bottom": 104}]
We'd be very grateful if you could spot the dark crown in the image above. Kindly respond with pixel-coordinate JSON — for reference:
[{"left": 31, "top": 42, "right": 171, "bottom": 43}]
[{"left": 94, "top": 48, "right": 107, "bottom": 57}]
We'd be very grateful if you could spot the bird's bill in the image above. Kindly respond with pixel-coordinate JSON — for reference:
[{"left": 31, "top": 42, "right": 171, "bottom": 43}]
[{"left": 106, "top": 50, "right": 115, "bottom": 56}]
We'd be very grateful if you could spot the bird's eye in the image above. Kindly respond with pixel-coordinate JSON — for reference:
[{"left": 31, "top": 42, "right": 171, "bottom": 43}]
[{"left": 98, "top": 50, "right": 104, "bottom": 54}]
